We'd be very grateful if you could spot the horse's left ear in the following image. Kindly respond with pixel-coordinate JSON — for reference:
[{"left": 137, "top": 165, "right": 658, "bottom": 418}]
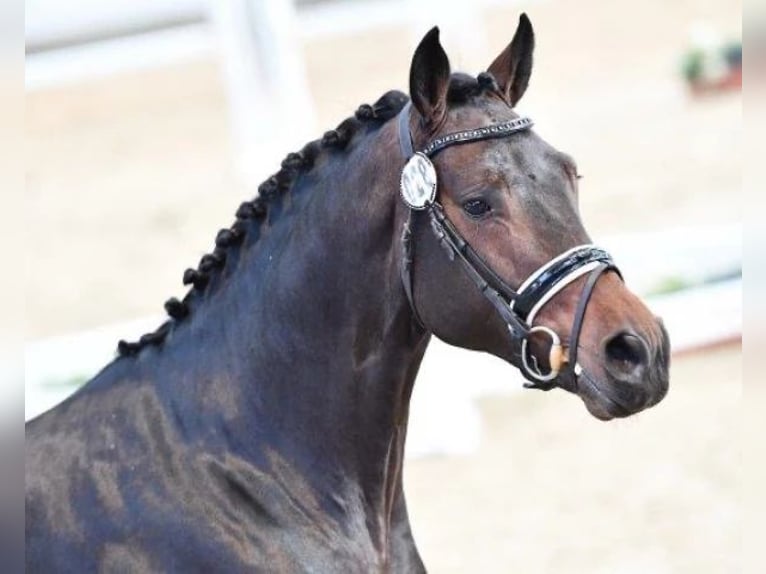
[
  {"left": 487, "top": 13, "right": 535, "bottom": 107},
  {"left": 409, "top": 27, "right": 451, "bottom": 130}
]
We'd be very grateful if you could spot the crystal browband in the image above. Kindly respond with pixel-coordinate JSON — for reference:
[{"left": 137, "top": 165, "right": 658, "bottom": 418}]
[{"left": 421, "top": 116, "right": 534, "bottom": 157}]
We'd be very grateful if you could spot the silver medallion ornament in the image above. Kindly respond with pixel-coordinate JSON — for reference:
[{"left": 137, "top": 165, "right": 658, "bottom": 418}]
[{"left": 400, "top": 152, "right": 437, "bottom": 210}]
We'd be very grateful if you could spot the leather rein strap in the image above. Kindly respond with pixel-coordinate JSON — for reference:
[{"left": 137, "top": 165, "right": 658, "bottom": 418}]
[{"left": 396, "top": 101, "right": 621, "bottom": 389}]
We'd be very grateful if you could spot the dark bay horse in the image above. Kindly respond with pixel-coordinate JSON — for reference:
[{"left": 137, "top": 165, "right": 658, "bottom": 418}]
[{"left": 26, "top": 15, "right": 669, "bottom": 572}]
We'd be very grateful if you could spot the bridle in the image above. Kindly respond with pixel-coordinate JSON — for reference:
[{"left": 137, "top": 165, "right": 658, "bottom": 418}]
[{"left": 396, "top": 101, "right": 622, "bottom": 390}]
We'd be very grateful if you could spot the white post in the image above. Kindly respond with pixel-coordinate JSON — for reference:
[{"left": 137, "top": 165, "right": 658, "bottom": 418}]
[{"left": 209, "top": 0, "right": 315, "bottom": 185}]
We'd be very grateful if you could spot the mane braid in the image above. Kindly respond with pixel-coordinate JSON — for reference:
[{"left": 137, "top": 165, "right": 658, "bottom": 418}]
[
  {"left": 117, "top": 89, "right": 410, "bottom": 357},
  {"left": 117, "top": 73, "right": 497, "bottom": 357}
]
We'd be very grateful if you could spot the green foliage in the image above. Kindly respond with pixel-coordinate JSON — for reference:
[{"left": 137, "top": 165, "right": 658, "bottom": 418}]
[
  {"left": 681, "top": 50, "right": 705, "bottom": 82},
  {"left": 649, "top": 276, "right": 692, "bottom": 296}
]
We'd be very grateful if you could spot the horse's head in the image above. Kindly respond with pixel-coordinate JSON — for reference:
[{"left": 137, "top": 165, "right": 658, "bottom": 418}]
[{"left": 402, "top": 16, "right": 669, "bottom": 420}]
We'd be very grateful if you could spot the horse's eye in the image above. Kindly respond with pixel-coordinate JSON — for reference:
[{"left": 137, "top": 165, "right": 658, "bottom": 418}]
[{"left": 462, "top": 198, "right": 491, "bottom": 218}]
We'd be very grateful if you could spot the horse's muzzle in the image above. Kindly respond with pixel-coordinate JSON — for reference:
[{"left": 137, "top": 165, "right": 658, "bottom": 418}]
[{"left": 579, "top": 319, "right": 670, "bottom": 420}]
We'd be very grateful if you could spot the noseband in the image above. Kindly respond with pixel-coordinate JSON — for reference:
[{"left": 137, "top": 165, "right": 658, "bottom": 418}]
[{"left": 397, "top": 102, "right": 621, "bottom": 390}]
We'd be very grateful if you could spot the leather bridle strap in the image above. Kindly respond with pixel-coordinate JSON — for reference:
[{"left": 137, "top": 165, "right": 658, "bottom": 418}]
[
  {"left": 568, "top": 262, "right": 611, "bottom": 373},
  {"left": 513, "top": 246, "right": 621, "bottom": 325},
  {"left": 398, "top": 101, "right": 534, "bottom": 159},
  {"left": 428, "top": 202, "right": 529, "bottom": 337},
  {"left": 429, "top": 203, "right": 520, "bottom": 302},
  {"left": 398, "top": 103, "right": 425, "bottom": 327}
]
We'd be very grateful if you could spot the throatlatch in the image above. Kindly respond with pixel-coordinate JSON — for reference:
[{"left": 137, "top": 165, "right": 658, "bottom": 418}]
[{"left": 396, "top": 101, "right": 621, "bottom": 389}]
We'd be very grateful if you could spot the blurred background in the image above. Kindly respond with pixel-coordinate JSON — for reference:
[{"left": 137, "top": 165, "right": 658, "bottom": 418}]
[{"left": 25, "top": 0, "right": 741, "bottom": 572}]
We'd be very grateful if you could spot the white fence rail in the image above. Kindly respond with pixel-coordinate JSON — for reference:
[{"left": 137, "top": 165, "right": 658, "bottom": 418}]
[{"left": 26, "top": 0, "right": 207, "bottom": 52}]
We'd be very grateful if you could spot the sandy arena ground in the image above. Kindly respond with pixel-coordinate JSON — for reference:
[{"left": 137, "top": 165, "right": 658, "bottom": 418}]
[
  {"left": 405, "top": 344, "right": 740, "bottom": 573},
  {"left": 25, "top": 0, "right": 741, "bottom": 571}
]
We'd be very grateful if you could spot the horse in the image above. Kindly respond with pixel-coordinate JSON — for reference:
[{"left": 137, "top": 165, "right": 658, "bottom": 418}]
[{"left": 26, "top": 14, "right": 669, "bottom": 572}]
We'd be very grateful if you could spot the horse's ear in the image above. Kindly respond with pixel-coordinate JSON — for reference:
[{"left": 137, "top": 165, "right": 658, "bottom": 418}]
[
  {"left": 487, "top": 13, "right": 535, "bottom": 107},
  {"left": 409, "top": 27, "right": 451, "bottom": 129}
]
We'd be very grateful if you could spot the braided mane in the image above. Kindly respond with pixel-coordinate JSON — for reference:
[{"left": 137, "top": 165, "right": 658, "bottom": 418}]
[{"left": 118, "top": 73, "right": 498, "bottom": 356}]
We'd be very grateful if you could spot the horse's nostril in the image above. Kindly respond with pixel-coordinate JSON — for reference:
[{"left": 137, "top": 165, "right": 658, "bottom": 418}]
[{"left": 604, "top": 332, "right": 648, "bottom": 380}]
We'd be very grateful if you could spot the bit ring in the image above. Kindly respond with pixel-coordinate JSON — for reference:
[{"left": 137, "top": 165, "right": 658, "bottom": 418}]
[{"left": 521, "top": 325, "right": 564, "bottom": 382}]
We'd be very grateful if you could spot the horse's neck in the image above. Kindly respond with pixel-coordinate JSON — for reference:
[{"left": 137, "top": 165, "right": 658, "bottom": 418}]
[{"left": 127, "top": 119, "right": 429, "bottom": 537}]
